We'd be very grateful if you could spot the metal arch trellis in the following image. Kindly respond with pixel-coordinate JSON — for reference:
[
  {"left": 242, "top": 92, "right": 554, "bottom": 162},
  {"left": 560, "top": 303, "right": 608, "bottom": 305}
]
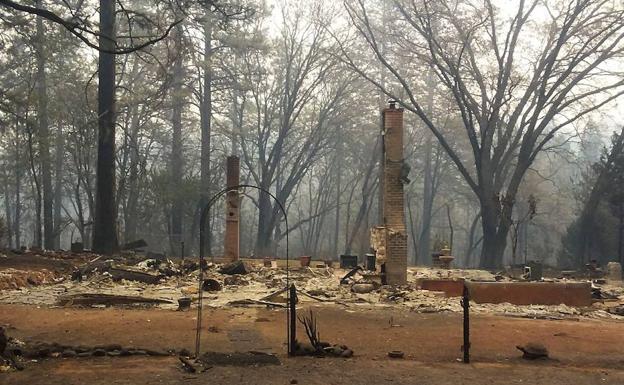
[{"left": 194, "top": 184, "right": 290, "bottom": 358}]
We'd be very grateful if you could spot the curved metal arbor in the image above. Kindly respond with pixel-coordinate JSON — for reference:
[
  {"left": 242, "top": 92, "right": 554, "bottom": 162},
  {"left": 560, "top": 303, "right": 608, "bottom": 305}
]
[{"left": 194, "top": 184, "right": 290, "bottom": 357}]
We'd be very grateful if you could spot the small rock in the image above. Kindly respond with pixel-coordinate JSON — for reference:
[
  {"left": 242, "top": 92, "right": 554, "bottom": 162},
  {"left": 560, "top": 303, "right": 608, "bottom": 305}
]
[
  {"left": 388, "top": 350, "right": 404, "bottom": 359},
  {"left": 341, "top": 349, "right": 354, "bottom": 358},
  {"left": 75, "top": 346, "right": 91, "bottom": 353},
  {"left": 351, "top": 283, "right": 376, "bottom": 294},
  {"left": 516, "top": 343, "right": 548, "bottom": 360},
  {"left": 290, "top": 380, "right": 298, "bottom": 384},
  {"left": 94, "top": 344, "right": 122, "bottom": 352},
  {"left": 179, "top": 356, "right": 196, "bottom": 373},
  {"left": 202, "top": 278, "right": 222, "bottom": 292}
]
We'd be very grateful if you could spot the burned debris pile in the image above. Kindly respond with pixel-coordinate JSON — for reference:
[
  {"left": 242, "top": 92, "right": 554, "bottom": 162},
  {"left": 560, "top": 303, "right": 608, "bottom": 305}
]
[{"left": 1, "top": 249, "right": 624, "bottom": 322}]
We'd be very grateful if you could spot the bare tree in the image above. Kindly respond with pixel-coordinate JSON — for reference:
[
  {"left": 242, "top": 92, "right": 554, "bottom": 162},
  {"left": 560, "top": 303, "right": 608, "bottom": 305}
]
[
  {"left": 235, "top": 6, "right": 349, "bottom": 256},
  {"left": 91, "top": 0, "right": 118, "bottom": 254},
  {"left": 342, "top": 0, "right": 624, "bottom": 267}
]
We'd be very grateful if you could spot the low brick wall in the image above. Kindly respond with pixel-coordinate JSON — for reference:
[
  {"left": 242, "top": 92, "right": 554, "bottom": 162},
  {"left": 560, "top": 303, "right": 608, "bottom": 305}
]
[{"left": 466, "top": 281, "right": 592, "bottom": 307}]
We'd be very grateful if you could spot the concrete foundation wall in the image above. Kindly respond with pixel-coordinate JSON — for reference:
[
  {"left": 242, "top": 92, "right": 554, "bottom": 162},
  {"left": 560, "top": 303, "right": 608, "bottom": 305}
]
[{"left": 466, "top": 281, "right": 592, "bottom": 307}]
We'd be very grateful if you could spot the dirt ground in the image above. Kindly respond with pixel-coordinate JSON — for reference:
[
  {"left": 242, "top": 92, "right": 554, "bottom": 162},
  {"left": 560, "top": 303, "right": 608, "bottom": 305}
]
[{"left": 2, "top": 303, "right": 624, "bottom": 384}]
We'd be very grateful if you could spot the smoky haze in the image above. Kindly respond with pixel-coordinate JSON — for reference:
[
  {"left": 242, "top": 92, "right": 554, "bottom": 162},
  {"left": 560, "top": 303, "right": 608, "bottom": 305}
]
[{"left": 0, "top": 0, "right": 623, "bottom": 270}]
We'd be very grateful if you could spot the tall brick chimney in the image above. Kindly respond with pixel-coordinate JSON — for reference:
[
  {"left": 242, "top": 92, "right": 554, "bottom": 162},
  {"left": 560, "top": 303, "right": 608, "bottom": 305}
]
[
  {"left": 224, "top": 156, "right": 240, "bottom": 261},
  {"left": 372, "top": 101, "right": 408, "bottom": 285}
]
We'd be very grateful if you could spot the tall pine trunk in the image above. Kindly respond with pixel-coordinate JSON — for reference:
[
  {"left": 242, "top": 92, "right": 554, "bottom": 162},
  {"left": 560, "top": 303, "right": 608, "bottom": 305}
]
[
  {"left": 14, "top": 113, "right": 22, "bottom": 249},
  {"left": 36, "top": 0, "right": 53, "bottom": 250},
  {"left": 169, "top": 24, "right": 184, "bottom": 256},
  {"left": 255, "top": 188, "right": 273, "bottom": 256},
  {"left": 198, "top": 11, "right": 213, "bottom": 255},
  {"left": 93, "top": 0, "right": 118, "bottom": 254},
  {"left": 53, "top": 125, "right": 63, "bottom": 249},
  {"left": 124, "top": 105, "right": 141, "bottom": 243},
  {"left": 417, "top": 68, "right": 436, "bottom": 265}
]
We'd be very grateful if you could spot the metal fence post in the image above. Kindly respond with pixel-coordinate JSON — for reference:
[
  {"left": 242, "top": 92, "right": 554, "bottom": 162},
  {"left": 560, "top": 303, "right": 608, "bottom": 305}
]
[
  {"left": 288, "top": 284, "right": 297, "bottom": 356},
  {"left": 462, "top": 283, "right": 470, "bottom": 363}
]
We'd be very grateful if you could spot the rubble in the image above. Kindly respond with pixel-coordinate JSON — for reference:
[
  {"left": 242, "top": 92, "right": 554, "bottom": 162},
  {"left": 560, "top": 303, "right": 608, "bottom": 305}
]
[
  {"left": 57, "top": 293, "right": 173, "bottom": 307},
  {"left": 351, "top": 283, "right": 376, "bottom": 294},
  {"left": 1, "top": 249, "right": 623, "bottom": 321},
  {"left": 219, "top": 261, "right": 248, "bottom": 275}
]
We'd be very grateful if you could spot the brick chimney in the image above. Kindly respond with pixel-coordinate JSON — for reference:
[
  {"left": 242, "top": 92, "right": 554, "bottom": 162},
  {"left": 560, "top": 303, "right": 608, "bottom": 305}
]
[
  {"left": 224, "top": 156, "right": 240, "bottom": 261},
  {"left": 375, "top": 101, "right": 407, "bottom": 285}
]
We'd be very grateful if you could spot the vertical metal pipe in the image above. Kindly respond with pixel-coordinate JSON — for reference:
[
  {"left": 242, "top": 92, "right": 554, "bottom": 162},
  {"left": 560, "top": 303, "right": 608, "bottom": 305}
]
[
  {"left": 288, "top": 284, "right": 297, "bottom": 356},
  {"left": 462, "top": 284, "right": 470, "bottom": 363}
]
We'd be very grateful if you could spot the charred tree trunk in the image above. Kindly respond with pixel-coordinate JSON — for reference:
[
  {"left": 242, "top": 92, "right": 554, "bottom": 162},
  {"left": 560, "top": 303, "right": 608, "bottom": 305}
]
[
  {"left": 169, "top": 24, "right": 184, "bottom": 256},
  {"left": 36, "top": 0, "right": 53, "bottom": 250},
  {"left": 199, "top": 12, "right": 213, "bottom": 255},
  {"left": 418, "top": 68, "right": 436, "bottom": 265},
  {"left": 14, "top": 114, "right": 22, "bottom": 249},
  {"left": 332, "top": 136, "right": 342, "bottom": 258},
  {"left": 618, "top": 202, "right": 623, "bottom": 266},
  {"left": 419, "top": 135, "right": 434, "bottom": 264},
  {"left": 2, "top": 169, "right": 13, "bottom": 248},
  {"left": 92, "top": 0, "right": 118, "bottom": 255},
  {"left": 345, "top": 139, "right": 379, "bottom": 255},
  {"left": 255, "top": 187, "right": 274, "bottom": 257},
  {"left": 479, "top": 189, "right": 508, "bottom": 269},
  {"left": 124, "top": 103, "right": 142, "bottom": 242},
  {"left": 53, "top": 124, "right": 64, "bottom": 249},
  {"left": 26, "top": 126, "right": 42, "bottom": 248}
]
